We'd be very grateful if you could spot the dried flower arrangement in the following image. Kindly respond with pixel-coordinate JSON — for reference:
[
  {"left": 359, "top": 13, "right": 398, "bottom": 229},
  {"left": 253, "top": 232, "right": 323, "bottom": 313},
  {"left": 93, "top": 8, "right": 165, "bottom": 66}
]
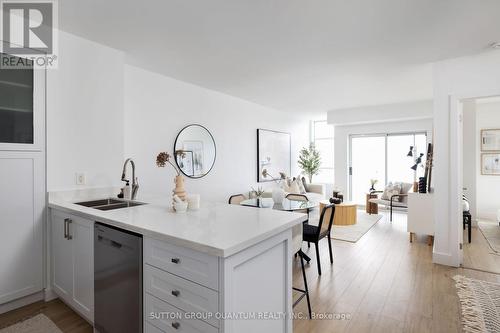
[
  {"left": 251, "top": 186, "right": 265, "bottom": 198},
  {"left": 156, "top": 152, "right": 180, "bottom": 175},
  {"left": 261, "top": 169, "right": 287, "bottom": 183},
  {"left": 156, "top": 152, "right": 187, "bottom": 203}
]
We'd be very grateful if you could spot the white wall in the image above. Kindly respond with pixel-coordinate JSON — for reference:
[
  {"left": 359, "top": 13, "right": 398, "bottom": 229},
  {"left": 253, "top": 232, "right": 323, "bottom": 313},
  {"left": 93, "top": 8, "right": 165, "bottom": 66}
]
[
  {"left": 47, "top": 31, "right": 125, "bottom": 191},
  {"left": 476, "top": 100, "right": 500, "bottom": 221},
  {"left": 433, "top": 50, "right": 500, "bottom": 267},
  {"left": 462, "top": 100, "right": 477, "bottom": 224},
  {"left": 333, "top": 118, "right": 433, "bottom": 199},
  {"left": 327, "top": 100, "right": 433, "bottom": 126},
  {"left": 124, "top": 65, "right": 309, "bottom": 203}
]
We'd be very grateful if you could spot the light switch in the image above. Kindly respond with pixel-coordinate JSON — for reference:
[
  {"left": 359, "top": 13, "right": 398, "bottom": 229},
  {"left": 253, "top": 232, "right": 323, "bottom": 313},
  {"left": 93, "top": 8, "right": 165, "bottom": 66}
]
[{"left": 75, "top": 172, "right": 86, "bottom": 185}]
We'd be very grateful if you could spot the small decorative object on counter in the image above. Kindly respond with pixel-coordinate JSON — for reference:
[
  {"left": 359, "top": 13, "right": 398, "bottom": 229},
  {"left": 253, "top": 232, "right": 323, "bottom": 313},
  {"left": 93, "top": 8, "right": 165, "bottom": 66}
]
[
  {"left": 156, "top": 151, "right": 187, "bottom": 208},
  {"left": 262, "top": 169, "right": 287, "bottom": 204},
  {"left": 369, "top": 179, "right": 378, "bottom": 192},
  {"left": 172, "top": 195, "right": 188, "bottom": 213},
  {"left": 187, "top": 194, "right": 200, "bottom": 210},
  {"left": 173, "top": 175, "right": 187, "bottom": 201},
  {"left": 251, "top": 186, "right": 265, "bottom": 206}
]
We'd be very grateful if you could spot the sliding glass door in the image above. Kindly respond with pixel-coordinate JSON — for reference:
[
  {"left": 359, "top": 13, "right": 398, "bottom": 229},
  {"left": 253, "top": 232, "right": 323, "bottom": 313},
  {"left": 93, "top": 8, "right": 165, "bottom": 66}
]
[
  {"left": 349, "top": 132, "right": 427, "bottom": 205},
  {"left": 350, "top": 136, "right": 386, "bottom": 205}
]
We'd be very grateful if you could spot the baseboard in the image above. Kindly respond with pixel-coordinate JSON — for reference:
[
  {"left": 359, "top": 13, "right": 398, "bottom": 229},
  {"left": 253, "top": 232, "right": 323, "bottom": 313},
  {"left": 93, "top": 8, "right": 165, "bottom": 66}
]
[
  {"left": 433, "top": 249, "right": 459, "bottom": 267},
  {"left": 44, "top": 288, "right": 58, "bottom": 302},
  {"left": 0, "top": 291, "right": 44, "bottom": 314}
]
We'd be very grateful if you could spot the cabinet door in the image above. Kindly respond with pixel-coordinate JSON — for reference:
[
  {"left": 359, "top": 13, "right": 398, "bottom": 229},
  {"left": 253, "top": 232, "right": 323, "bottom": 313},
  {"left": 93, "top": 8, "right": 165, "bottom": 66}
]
[
  {"left": 71, "top": 217, "right": 94, "bottom": 322},
  {"left": 51, "top": 211, "right": 73, "bottom": 302},
  {"left": 0, "top": 152, "right": 44, "bottom": 304},
  {"left": 0, "top": 53, "right": 45, "bottom": 151}
]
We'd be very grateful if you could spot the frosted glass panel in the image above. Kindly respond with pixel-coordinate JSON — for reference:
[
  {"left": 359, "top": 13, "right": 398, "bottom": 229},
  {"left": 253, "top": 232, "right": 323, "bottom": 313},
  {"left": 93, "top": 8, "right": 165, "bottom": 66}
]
[{"left": 0, "top": 54, "right": 34, "bottom": 144}]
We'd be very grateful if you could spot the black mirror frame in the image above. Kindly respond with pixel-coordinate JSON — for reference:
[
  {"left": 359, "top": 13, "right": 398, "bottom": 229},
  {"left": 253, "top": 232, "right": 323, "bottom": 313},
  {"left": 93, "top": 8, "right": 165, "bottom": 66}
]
[{"left": 174, "top": 124, "right": 216, "bottom": 179}]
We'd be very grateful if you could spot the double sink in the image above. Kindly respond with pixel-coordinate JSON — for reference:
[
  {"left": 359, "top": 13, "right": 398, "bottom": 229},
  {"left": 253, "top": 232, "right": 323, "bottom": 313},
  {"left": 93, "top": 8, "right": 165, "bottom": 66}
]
[{"left": 75, "top": 198, "right": 146, "bottom": 211}]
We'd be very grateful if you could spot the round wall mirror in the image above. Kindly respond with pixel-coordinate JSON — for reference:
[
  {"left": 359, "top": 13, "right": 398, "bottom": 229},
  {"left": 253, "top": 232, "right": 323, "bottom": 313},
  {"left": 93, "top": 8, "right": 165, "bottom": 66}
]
[{"left": 174, "top": 124, "right": 216, "bottom": 178}]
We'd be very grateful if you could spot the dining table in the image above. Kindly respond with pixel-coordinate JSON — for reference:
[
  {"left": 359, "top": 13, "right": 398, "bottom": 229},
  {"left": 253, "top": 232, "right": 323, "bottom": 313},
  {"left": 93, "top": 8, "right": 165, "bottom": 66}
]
[
  {"left": 240, "top": 197, "right": 318, "bottom": 263},
  {"left": 239, "top": 197, "right": 318, "bottom": 211}
]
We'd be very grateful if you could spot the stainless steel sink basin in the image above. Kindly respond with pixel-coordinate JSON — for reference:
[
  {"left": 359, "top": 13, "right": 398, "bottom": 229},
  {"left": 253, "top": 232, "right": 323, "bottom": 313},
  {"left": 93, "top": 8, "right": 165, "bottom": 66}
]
[{"left": 75, "top": 198, "right": 146, "bottom": 211}]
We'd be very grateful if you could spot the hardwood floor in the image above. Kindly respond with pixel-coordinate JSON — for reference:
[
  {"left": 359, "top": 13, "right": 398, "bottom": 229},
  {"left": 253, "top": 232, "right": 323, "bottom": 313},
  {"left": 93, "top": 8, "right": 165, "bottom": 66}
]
[
  {"left": 462, "top": 225, "right": 500, "bottom": 274},
  {"left": 292, "top": 211, "right": 500, "bottom": 333},
  {"left": 0, "top": 299, "right": 92, "bottom": 332},
  {"left": 1, "top": 211, "right": 499, "bottom": 333}
]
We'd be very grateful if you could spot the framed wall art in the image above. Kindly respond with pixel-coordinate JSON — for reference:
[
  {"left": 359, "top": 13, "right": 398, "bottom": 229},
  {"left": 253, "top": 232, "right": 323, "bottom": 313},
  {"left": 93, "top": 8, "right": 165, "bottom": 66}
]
[
  {"left": 257, "top": 129, "right": 291, "bottom": 182},
  {"left": 481, "top": 153, "right": 500, "bottom": 175},
  {"left": 481, "top": 129, "right": 500, "bottom": 151}
]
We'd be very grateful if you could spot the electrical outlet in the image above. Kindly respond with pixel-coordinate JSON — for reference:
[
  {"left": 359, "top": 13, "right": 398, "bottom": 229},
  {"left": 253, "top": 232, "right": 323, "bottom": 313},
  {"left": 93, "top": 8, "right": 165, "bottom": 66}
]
[{"left": 75, "top": 172, "right": 86, "bottom": 185}]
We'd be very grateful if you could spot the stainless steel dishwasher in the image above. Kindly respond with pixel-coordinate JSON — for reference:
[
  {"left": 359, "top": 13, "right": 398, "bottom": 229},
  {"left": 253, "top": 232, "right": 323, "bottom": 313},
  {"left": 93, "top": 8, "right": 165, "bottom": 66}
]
[{"left": 94, "top": 222, "right": 142, "bottom": 333}]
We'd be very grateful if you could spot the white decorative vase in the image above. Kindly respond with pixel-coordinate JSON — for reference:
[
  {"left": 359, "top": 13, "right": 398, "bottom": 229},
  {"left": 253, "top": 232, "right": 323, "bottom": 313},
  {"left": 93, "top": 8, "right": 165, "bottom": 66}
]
[{"left": 272, "top": 187, "right": 286, "bottom": 205}]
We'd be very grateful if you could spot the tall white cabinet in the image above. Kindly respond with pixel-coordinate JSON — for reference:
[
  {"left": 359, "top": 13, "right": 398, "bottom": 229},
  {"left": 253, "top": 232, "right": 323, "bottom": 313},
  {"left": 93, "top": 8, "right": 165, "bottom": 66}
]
[{"left": 0, "top": 53, "right": 46, "bottom": 310}]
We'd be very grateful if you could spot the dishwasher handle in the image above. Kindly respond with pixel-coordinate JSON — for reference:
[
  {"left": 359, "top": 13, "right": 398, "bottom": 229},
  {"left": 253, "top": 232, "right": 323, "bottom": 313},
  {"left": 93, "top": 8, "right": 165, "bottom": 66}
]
[{"left": 96, "top": 235, "right": 123, "bottom": 249}]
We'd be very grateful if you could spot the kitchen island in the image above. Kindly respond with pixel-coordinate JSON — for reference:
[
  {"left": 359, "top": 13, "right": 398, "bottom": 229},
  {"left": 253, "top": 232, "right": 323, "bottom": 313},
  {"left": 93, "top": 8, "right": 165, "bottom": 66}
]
[{"left": 48, "top": 188, "right": 306, "bottom": 333}]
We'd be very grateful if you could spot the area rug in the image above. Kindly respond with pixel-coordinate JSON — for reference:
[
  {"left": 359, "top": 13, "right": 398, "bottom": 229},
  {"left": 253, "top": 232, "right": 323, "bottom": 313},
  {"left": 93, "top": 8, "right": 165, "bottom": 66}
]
[
  {"left": 0, "top": 314, "right": 62, "bottom": 333},
  {"left": 453, "top": 275, "right": 500, "bottom": 333},
  {"left": 331, "top": 211, "right": 383, "bottom": 243},
  {"left": 478, "top": 221, "right": 500, "bottom": 254}
]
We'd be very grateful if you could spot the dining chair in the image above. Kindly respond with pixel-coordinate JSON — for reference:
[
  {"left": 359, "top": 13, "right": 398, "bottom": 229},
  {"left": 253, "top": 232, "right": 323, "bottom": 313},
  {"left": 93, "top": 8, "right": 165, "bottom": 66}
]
[
  {"left": 286, "top": 193, "right": 310, "bottom": 223},
  {"left": 228, "top": 194, "right": 246, "bottom": 205},
  {"left": 292, "top": 223, "right": 311, "bottom": 318},
  {"left": 302, "top": 204, "right": 335, "bottom": 276}
]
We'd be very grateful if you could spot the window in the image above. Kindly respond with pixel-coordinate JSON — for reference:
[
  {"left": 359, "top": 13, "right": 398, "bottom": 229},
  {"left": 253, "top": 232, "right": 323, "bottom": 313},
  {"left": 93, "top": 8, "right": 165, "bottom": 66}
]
[
  {"left": 312, "top": 120, "right": 334, "bottom": 183},
  {"left": 349, "top": 132, "right": 427, "bottom": 205}
]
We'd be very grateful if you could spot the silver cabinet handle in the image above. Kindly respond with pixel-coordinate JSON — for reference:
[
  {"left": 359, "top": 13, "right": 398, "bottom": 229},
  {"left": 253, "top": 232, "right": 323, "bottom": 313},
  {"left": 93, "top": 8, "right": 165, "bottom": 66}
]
[
  {"left": 67, "top": 219, "right": 73, "bottom": 240},
  {"left": 63, "top": 218, "right": 69, "bottom": 239}
]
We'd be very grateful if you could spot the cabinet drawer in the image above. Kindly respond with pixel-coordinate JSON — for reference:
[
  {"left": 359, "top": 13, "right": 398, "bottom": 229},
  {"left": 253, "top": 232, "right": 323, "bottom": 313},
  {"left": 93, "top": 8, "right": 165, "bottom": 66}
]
[
  {"left": 145, "top": 293, "right": 218, "bottom": 333},
  {"left": 145, "top": 265, "right": 219, "bottom": 327},
  {"left": 144, "top": 238, "right": 218, "bottom": 290}
]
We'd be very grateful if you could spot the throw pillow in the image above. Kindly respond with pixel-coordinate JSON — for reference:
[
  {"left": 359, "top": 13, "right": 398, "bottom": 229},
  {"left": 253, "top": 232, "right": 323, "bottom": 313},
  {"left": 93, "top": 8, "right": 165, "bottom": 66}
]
[
  {"left": 297, "top": 175, "right": 306, "bottom": 193},
  {"left": 288, "top": 180, "right": 301, "bottom": 194},
  {"left": 381, "top": 183, "right": 401, "bottom": 200},
  {"left": 395, "top": 182, "right": 412, "bottom": 202},
  {"left": 301, "top": 176, "right": 308, "bottom": 190}
]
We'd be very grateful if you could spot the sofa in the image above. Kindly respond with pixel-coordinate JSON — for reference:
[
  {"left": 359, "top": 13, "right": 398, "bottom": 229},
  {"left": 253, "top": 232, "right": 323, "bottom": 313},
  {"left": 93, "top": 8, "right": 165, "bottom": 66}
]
[
  {"left": 251, "top": 181, "right": 326, "bottom": 203},
  {"left": 368, "top": 182, "right": 413, "bottom": 221}
]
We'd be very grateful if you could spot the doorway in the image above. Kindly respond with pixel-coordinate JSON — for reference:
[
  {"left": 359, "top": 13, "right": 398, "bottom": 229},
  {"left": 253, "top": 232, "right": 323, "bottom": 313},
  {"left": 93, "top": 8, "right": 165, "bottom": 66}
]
[{"left": 460, "top": 96, "right": 500, "bottom": 274}]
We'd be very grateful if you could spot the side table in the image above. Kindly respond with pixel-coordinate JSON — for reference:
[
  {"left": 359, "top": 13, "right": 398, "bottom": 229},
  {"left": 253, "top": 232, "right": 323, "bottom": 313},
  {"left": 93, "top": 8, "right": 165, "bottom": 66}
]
[{"left": 366, "top": 193, "right": 378, "bottom": 214}]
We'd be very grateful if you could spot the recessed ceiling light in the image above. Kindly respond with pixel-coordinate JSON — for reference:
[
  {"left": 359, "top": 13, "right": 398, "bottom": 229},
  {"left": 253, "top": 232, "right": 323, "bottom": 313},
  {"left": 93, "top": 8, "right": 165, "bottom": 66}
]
[{"left": 490, "top": 42, "right": 500, "bottom": 49}]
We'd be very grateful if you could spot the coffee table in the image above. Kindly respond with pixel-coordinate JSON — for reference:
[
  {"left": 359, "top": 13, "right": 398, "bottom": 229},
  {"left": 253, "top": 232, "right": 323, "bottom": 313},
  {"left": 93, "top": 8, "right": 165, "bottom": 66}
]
[{"left": 320, "top": 200, "right": 357, "bottom": 225}]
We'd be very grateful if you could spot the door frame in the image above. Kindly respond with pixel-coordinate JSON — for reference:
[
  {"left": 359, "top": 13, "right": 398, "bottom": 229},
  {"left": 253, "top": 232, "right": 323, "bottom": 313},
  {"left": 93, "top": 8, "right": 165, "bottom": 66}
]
[{"left": 449, "top": 90, "right": 500, "bottom": 266}]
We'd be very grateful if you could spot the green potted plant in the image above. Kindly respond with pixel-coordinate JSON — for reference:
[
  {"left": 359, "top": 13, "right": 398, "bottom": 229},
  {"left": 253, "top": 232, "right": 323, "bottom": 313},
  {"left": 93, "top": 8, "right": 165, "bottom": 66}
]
[{"left": 298, "top": 143, "right": 321, "bottom": 183}]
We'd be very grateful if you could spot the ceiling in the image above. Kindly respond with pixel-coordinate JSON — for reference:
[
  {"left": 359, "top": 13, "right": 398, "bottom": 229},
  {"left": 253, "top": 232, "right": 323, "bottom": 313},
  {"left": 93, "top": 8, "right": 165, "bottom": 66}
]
[{"left": 59, "top": 0, "right": 500, "bottom": 114}]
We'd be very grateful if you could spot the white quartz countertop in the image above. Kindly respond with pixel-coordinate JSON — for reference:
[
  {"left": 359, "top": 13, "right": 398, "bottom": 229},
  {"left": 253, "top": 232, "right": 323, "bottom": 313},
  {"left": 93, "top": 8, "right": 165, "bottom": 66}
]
[{"left": 48, "top": 188, "right": 306, "bottom": 257}]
